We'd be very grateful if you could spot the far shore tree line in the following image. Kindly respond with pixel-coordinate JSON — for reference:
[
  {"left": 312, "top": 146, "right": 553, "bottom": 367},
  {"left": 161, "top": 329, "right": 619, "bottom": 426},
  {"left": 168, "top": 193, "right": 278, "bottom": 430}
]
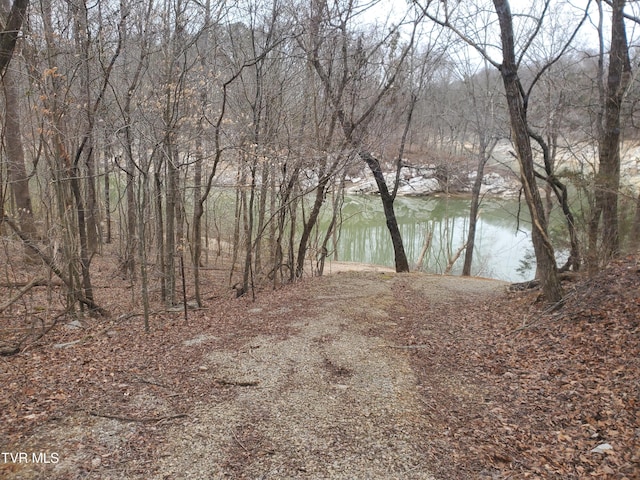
[{"left": 1, "top": 0, "right": 640, "bottom": 317}]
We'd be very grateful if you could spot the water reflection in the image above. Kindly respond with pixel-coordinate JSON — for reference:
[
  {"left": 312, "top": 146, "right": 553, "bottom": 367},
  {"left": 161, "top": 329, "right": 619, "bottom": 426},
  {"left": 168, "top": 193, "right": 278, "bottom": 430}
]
[{"left": 328, "top": 195, "right": 534, "bottom": 281}]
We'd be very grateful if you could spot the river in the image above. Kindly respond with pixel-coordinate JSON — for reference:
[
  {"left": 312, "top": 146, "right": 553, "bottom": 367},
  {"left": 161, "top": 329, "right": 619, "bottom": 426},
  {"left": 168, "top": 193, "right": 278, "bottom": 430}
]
[{"left": 325, "top": 195, "right": 536, "bottom": 282}]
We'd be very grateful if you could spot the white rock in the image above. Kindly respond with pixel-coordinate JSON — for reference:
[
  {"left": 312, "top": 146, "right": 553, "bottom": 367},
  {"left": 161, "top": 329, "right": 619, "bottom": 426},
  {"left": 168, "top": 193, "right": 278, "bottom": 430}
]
[
  {"left": 590, "top": 443, "right": 613, "bottom": 453},
  {"left": 65, "top": 320, "right": 83, "bottom": 330},
  {"left": 396, "top": 177, "right": 440, "bottom": 196}
]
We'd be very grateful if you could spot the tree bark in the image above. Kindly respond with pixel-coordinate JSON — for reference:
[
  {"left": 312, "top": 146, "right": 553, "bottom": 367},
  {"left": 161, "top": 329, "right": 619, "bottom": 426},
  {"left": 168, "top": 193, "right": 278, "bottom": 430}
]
[
  {"left": 360, "top": 151, "right": 410, "bottom": 273},
  {"left": 462, "top": 138, "right": 495, "bottom": 276},
  {"left": 589, "top": 0, "right": 631, "bottom": 267},
  {"left": 529, "top": 130, "right": 581, "bottom": 272},
  {"left": 493, "top": 0, "right": 562, "bottom": 302},
  {"left": 0, "top": 0, "right": 28, "bottom": 76},
  {"left": 631, "top": 191, "right": 640, "bottom": 253},
  {"left": 2, "top": 55, "right": 38, "bottom": 249},
  {"left": 73, "top": 0, "right": 99, "bottom": 253},
  {"left": 295, "top": 169, "right": 332, "bottom": 278}
]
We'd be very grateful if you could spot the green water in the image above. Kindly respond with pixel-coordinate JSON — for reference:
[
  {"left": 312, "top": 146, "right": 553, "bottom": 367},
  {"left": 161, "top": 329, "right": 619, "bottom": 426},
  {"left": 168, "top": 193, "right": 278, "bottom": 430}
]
[{"left": 326, "top": 195, "right": 537, "bottom": 281}]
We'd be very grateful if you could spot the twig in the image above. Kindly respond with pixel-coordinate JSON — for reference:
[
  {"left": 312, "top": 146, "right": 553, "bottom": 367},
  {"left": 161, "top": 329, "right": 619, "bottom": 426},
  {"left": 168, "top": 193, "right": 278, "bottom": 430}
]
[
  {"left": 378, "top": 344, "right": 431, "bottom": 349},
  {"left": 0, "top": 279, "right": 63, "bottom": 288},
  {"left": 512, "top": 290, "right": 575, "bottom": 334},
  {"left": 0, "top": 277, "right": 45, "bottom": 313},
  {"left": 232, "top": 429, "right": 251, "bottom": 455},
  {"left": 2, "top": 215, "right": 108, "bottom": 316},
  {"left": 244, "top": 344, "right": 261, "bottom": 362},
  {"left": 214, "top": 378, "right": 259, "bottom": 387},
  {"left": 131, "top": 375, "right": 171, "bottom": 389},
  {"left": 87, "top": 410, "right": 186, "bottom": 423},
  {"left": 0, "top": 308, "right": 70, "bottom": 356}
]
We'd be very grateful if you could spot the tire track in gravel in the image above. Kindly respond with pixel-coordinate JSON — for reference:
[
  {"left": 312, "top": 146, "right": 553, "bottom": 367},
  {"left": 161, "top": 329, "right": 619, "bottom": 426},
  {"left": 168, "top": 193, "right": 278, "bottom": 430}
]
[{"left": 150, "top": 272, "right": 505, "bottom": 479}]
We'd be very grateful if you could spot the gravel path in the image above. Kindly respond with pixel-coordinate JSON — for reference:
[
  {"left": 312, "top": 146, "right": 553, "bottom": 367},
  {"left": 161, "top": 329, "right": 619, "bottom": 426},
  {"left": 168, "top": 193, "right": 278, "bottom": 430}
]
[
  {"left": 1, "top": 270, "right": 504, "bottom": 480},
  {"left": 148, "top": 272, "right": 505, "bottom": 479}
]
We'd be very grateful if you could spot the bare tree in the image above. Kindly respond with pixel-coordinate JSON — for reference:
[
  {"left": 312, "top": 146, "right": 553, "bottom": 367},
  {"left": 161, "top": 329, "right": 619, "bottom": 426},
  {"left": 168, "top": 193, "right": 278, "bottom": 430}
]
[
  {"left": 1, "top": 0, "right": 36, "bottom": 246},
  {"left": 303, "top": 0, "right": 423, "bottom": 273},
  {"left": 492, "top": 0, "right": 563, "bottom": 301},
  {"left": 456, "top": 55, "right": 501, "bottom": 276},
  {"left": 0, "top": 0, "right": 34, "bottom": 258},
  {"left": 416, "top": 0, "right": 592, "bottom": 300},
  {"left": 588, "top": 0, "right": 632, "bottom": 268}
]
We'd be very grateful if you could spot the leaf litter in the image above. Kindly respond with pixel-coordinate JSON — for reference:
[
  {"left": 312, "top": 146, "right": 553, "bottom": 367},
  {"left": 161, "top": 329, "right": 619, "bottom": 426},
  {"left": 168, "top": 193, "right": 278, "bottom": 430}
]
[{"left": 0, "top": 257, "right": 638, "bottom": 479}]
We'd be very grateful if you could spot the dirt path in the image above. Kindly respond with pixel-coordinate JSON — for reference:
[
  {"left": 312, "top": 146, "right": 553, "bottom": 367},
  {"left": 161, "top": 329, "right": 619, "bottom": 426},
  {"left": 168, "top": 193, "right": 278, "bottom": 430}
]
[
  {"left": 1, "top": 270, "right": 506, "bottom": 480},
  {"left": 5, "top": 261, "right": 639, "bottom": 479},
  {"left": 145, "top": 272, "right": 505, "bottom": 479}
]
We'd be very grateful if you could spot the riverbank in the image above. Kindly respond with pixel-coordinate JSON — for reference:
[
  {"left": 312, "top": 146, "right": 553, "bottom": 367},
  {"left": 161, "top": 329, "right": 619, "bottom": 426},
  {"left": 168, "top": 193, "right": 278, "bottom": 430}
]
[
  {"left": 344, "top": 168, "right": 520, "bottom": 197},
  {"left": 345, "top": 140, "right": 640, "bottom": 198}
]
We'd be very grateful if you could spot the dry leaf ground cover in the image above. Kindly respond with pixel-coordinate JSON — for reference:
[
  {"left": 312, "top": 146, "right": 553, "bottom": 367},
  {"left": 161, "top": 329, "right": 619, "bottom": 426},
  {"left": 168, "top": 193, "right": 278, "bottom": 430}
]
[{"left": 1, "top": 254, "right": 639, "bottom": 479}]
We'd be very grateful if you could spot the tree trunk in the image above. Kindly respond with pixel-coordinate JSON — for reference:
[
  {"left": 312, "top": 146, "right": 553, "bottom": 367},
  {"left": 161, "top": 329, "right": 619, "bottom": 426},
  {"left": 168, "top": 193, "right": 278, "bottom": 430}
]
[
  {"left": 230, "top": 163, "right": 245, "bottom": 287},
  {"left": 242, "top": 157, "right": 257, "bottom": 296},
  {"left": 121, "top": 93, "right": 138, "bottom": 276},
  {"left": 462, "top": 138, "right": 494, "bottom": 276},
  {"left": 2, "top": 57, "right": 38, "bottom": 252},
  {"left": 360, "top": 151, "right": 409, "bottom": 273},
  {"left": 529, "top": 130, "right": 581, "bottom": 272},
  {"left": 254, "top": 158, "right": 270, "bottom": 275},
  {"left": 295, "top": 155, "right": 341, "bottom": 278},
  {"left": 315, "top": 173, "right": 345, "bottom": 276},
  {"left": 493, "top": 0, "right": 562, "bottom": 302},
  {"left": 1, "top": 0, "right": 32, "bottom": 244},
  {"left": 295, "top": 175, "right": 329, "bottom": 278},
  {"left": 154, "top": 162, "right": 166, "bottom": 301},
  {"left": 137, "top": 173, "right": 151, "bottom": 332},
  {"left": 165, "top": 151, "right": 177, "bottom": 305},
  {"left": 589, "top": 0, "right": 631, "bottom": 267},
  {"left": 192, "top": 125, "right": 204, "bottom": 306},
  {"left": 103, "top": 151, "right": 111, "bottom": 244},
  {"left": 73, "top": 0, "right": 99, "bottom": 254},
  {"left": 70, "top": 161, "right": 96, "bottom": 307},
  {"left": 631, "top": 191, "right": 640, "bottom": 253},
  {"left": 0, "top": 0, "right": 28, "bottom": 76}
]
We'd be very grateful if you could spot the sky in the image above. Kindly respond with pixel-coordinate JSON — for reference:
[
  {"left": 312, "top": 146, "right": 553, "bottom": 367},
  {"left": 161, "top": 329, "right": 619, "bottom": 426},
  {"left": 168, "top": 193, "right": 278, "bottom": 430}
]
[{"left": 358, "top": 0, "right": 638, "bottom": 56}]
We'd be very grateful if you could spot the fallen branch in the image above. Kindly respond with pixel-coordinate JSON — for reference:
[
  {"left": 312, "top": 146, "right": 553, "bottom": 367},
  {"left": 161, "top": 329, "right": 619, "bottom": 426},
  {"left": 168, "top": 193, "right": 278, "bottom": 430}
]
[
  {"left": 231, "top": 429, "right": 251, "bottom": 455},
  {"left": 0, "top": 344, "right": 20, "bottom": 356},
  {"left": 87, "top": 410, "right": 187, "bottom": 423},
  {"left": 445, "top": 242, "right": 467, "bottom": 275},
  {"left": 131, "top": 375, "right": 172, "bottom": 389},
  {"left": 0, "top": 277, "right": 45, "bottom": 313},
  {"left": 1, "top": 215, "right": 108, "bottom": 316},
  {"left": 378, "top": 344, "right": 432, "bottom": 349},
  {"left": 214, "top": 378, "right": 259, "bottom": 387},
  {"left": 507, "top": 272, "right": 581, "bottom": 293},
  {"left": 511, "top": 290, "right": 575, "bottom": 334},
  {"left": 0, "top": 279, "right": 64, "bottom": 288},
  {"left": 0, "top": 309, "right": 69, "bottom": 356},
  {"left": 507, "top": 279, "right": 540, "bottom": 292}
]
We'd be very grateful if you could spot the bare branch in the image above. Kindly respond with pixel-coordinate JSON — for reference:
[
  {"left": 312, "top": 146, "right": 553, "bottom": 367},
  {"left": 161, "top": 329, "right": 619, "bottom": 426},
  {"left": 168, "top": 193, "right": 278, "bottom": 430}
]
[
  {"left": 413, "top": 0, "right": 501, "bottom": 69},
  {"left": 524, "top": 0, "right": 594, "bottom": 104}
]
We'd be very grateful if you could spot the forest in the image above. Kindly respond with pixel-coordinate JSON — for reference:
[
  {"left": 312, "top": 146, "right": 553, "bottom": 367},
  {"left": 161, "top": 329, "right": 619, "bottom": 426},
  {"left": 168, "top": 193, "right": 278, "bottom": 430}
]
[
  {"left": 1, "top": 0, "right": 640, "bottom": 478},
  {"left": 0, "top": 0, "right": 638, "bottom": 314}
]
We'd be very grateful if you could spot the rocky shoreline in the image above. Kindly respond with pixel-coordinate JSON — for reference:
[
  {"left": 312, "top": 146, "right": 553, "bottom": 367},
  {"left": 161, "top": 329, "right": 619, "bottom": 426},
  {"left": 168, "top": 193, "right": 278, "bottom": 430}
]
[
  {"left": 212, "top": 140, "right": 640, "bottom": 198},
  {"left": 345, "top": 140, "right": 640, "bottom": 198},
  {"left": 345, "top": 166, "right": 521, "bottom": 197}
]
